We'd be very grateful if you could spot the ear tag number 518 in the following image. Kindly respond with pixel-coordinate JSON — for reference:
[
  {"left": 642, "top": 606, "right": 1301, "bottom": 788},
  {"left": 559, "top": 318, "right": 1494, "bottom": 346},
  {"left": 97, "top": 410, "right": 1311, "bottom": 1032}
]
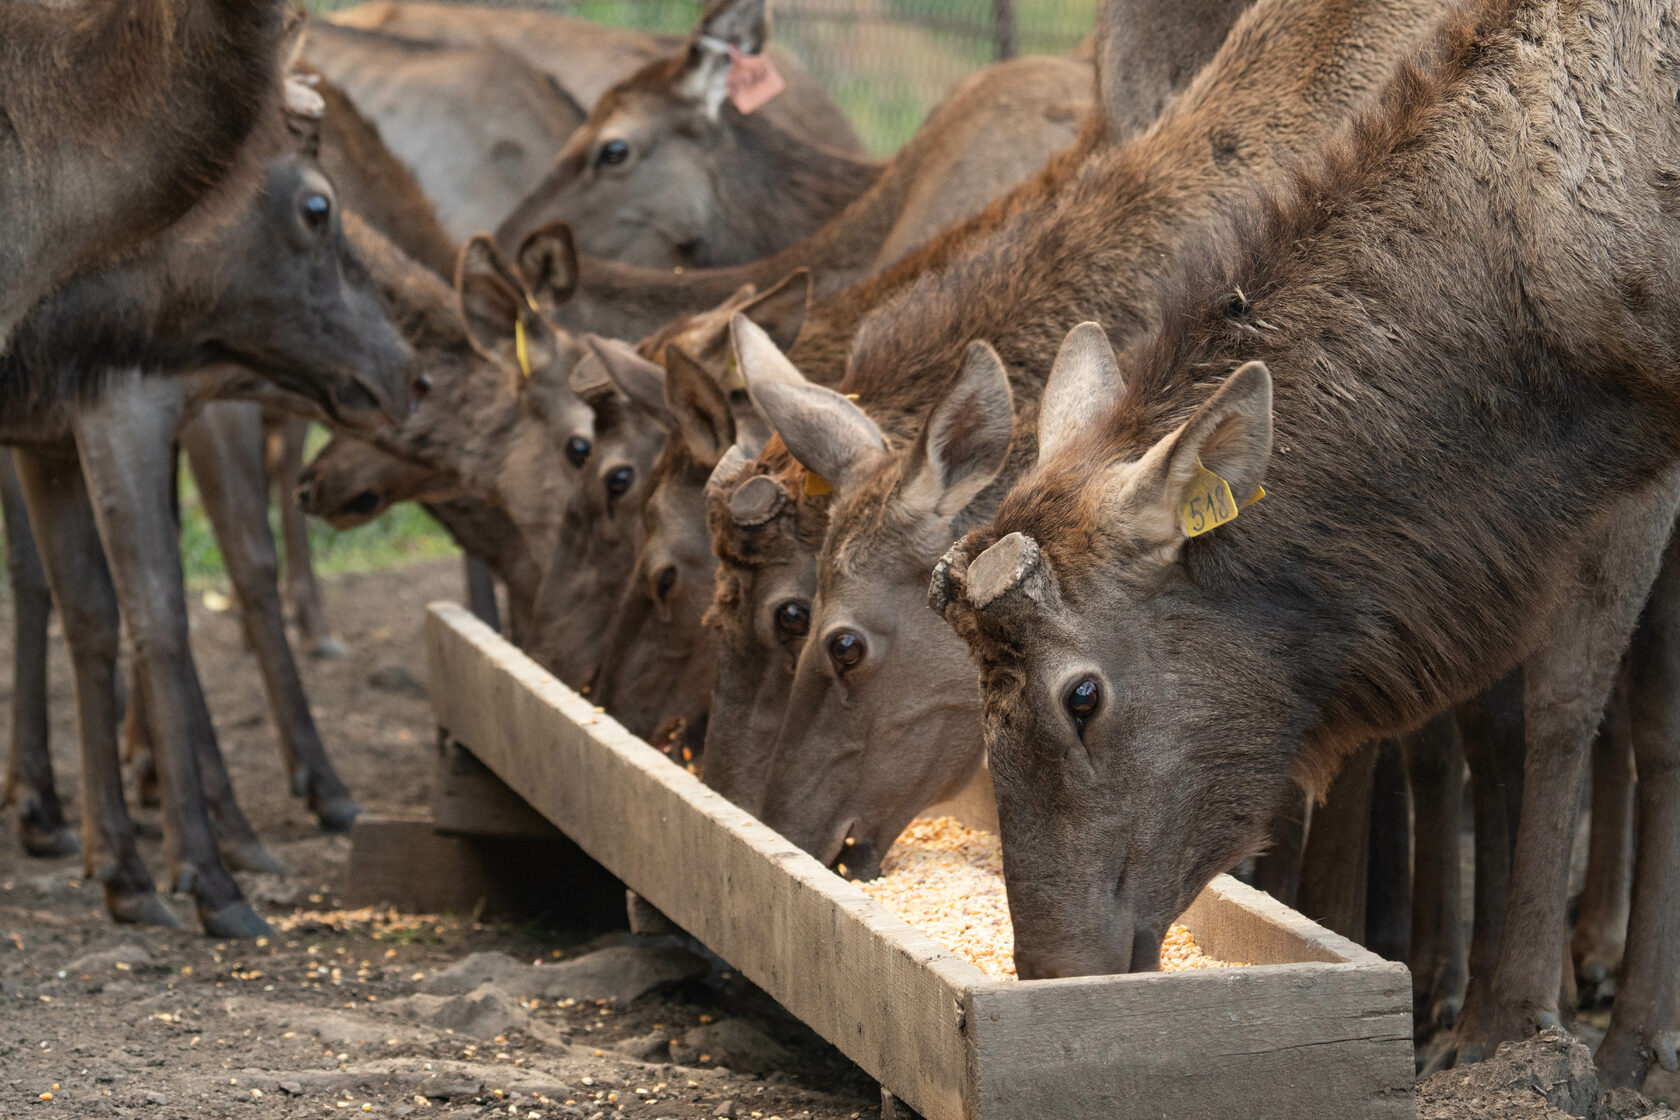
[{"left": 1182, "top": 461, "right": 1262, "bottom": 537}]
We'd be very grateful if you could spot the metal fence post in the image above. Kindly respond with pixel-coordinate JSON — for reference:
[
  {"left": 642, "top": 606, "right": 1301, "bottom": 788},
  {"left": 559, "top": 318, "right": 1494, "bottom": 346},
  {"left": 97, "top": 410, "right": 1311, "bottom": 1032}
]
[{"left": 992, "top": 0, "right": 1016, "bottom": 59}]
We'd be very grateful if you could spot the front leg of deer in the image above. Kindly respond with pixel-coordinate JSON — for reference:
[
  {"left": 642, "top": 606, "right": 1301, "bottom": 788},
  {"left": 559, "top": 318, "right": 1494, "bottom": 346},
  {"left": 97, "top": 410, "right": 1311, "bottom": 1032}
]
[
  {"left": 1597, "top": 531, "right": 1680, "bottom": 1090},
  {"left": 1404, "top": 715, "right": 1466, "bottom": 1045},
  {"left": 1572, "top": 671, "right": 1635, "bottom": 1010},
  {"left": 71, "top": 372, "right": 274, "bottom": 939},
  {"left": 10, "top": 446, "right": 177, "bottom": 929},
  {"left": 1461, "top": 487, "right": 1679, "bottom": 1068}
]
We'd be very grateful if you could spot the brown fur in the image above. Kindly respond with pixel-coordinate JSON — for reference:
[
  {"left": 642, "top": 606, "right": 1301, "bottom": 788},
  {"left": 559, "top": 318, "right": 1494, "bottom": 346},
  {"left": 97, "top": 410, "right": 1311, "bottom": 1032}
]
[
  {"left": 702, "top": 0, "right": 1453, "bottom": 842},
  {"left": 0, "top": 0, "right": 288, "bottom": 348},
  {"left": 943, "top": 0, "right": 1680, "bottom": 1073}
]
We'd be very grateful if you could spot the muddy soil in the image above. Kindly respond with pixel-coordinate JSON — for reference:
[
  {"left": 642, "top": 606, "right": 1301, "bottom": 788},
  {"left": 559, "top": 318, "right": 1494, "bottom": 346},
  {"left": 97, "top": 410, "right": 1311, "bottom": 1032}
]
[{"left": 0, "top": 558, "right": 876, "bottom": 1120}]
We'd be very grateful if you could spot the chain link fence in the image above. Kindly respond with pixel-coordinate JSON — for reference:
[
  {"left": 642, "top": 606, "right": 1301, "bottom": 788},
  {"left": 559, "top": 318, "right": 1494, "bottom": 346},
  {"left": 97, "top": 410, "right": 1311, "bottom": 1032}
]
[{"left": 314, "top": 0, "right": 1097, "bottom": 152}]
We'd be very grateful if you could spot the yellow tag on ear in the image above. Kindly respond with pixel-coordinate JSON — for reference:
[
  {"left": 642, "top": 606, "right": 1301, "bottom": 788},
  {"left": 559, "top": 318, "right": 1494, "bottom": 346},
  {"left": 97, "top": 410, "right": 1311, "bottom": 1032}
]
[
  {"left": 514, "top": 318, "right": 533, "bottom": 380},
  {"left": 524, "top": 292, "right": 540, "bottom": 313},
  {"left": 723, "top": 352, "right": 745, "bottom": 391},
  {"left": 803, "top": 470, "right": 832, "bottom": 496},
  {"left": 1244, "top": 484, "right": 1265, "bottom": 508},
  {"left": 1182, "top": 461, "right": 1244, "bottom": 538}
]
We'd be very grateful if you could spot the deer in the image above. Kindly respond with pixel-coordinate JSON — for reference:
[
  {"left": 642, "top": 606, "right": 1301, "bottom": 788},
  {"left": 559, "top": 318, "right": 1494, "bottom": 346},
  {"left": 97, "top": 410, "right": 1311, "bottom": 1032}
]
[
  {"left": 930, "top": 0, "right": 1680, "bottom": 1084},
  {"left": 574, "top": 0, "right": 1253, "bottom": 767},
  {"left": 493, "top": 0, "right": 880, "bottom": 270},
  {"left": 0, "top": 0, "right": 288, "bottom": 354},
  {"left": 0, "top": 103, "right": 413, "bottom": 936},
  {"left": 709, "top": 0, "right": 1449, "bottom": 853}
]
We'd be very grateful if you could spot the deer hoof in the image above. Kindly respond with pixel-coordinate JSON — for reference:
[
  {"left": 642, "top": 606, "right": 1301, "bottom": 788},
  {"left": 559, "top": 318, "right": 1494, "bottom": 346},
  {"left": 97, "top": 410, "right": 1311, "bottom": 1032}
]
[
  {"left": 220, "top": 839, "right": 284, "bottom": 875},
  {"left": 199, "top": 899, "right": 273, "bottom": 940},
  {"left": 311, "top": 793, "right": 360, "bottom": 834},
  {"left": 20, "top": 821, "right": 79, "bottom": 858},
  {"left": 107, "top": 889, "right": 182, "bottom": 929}
]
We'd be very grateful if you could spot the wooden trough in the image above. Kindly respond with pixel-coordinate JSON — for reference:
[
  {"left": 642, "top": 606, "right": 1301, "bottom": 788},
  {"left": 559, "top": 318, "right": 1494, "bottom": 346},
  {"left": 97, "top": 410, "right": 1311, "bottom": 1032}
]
[{"left": 425, "top": 602, "right": 1416, "bottom": 1120}]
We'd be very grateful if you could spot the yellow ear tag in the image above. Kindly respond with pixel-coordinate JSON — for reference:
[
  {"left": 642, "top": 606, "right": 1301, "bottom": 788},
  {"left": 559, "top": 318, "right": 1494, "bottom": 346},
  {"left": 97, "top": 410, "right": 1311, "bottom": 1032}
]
[
  {"left": 723, "top": 352, "right": 745, "bottom": 392},
  {"left": 524, "top": 292, "right": 540, "bottom": 313},
  {"left": 1181, "top": 461, "right": 1261, "bottom": 537},
  {"left": 803, "top": 470, "right": 832, "bottom": 496},
  {"left": 514, "top": 317, "right": 533, "bottom": 380}
]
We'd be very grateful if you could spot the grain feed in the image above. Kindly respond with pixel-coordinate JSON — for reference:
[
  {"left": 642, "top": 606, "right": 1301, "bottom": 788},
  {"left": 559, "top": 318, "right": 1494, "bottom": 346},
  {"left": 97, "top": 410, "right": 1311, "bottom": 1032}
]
[{"left": 857, "top": 816, "right": 1245, "bottom": 979}]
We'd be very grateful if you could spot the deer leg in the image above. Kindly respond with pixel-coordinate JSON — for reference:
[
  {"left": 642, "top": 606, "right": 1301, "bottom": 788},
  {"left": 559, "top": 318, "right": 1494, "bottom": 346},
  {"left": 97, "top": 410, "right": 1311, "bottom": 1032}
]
[
  {"left": 72, "top": 374, "right": 272, "bottom": 938},
  {"left": 464, "top": 555, "right": 500, "bottom": 633},
  {"left": 1571, "top": 665, "right": 1635, "bottom": 1010},
  {"left": 183, "top": 403, "right": 358, "bottom": 832},
  {"left": 12, "top": 445, "right": 177, "bottom": 928},
  {"left": 1597, "top": 539, "right": 1680, "bottom": 1089},
  {"left": 1446, "top": 494, "right": 1676, "bottom": 1069},
  {"left": 1365, "top": 738, "right": 1412, "bottom": 963},
  {"left": 0, "top": 453, "right": 76, "bottom": 857},
  {"left": 270, "top": 417, "right": 343, "bottom": 659},
  {"left": 1298, "top": 743, "right": 1376, "bottom": 944},
  {"left": 1406, "top": 713, "right": 1467, "bottom": 1044}
]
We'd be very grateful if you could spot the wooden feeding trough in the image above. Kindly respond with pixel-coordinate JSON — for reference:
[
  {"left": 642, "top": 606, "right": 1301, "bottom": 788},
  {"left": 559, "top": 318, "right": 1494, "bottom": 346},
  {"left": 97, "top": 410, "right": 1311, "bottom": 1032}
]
[{"left": 425, "top": 603, "right": 1416, "bottom": 1120}]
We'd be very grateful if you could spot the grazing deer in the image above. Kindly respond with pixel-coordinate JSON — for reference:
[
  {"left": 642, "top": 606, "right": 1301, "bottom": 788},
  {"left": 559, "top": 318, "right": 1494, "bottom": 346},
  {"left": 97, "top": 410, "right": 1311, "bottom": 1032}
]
[
  {"left": 933, "top": 0, "right": 1680, "bottom": 1083},
  {"left": 709, "top": 0, "right": 1449, "bottom": 851}
]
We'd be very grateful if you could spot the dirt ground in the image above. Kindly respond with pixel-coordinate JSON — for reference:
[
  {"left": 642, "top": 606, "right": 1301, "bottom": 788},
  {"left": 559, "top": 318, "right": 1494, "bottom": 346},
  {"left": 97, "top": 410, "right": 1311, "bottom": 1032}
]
[{"left": 0, "top": 557, "right": 877, "bottom": 1120}]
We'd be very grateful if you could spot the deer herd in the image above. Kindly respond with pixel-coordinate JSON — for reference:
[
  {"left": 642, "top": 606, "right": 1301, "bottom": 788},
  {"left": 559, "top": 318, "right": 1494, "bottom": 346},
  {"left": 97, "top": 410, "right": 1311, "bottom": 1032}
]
[{"left": 3, "top": 0, "right": 1678, "bottom": 1097}]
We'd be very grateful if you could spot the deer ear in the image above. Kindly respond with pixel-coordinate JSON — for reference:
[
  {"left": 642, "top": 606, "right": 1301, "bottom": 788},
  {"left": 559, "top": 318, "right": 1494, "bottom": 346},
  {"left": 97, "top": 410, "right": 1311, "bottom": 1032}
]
[
  {"left": 665, "top": 345, "right": 734, "bottom": 469},
  {"left": 584, "top": 335, "right": 670, "bottom": 425},
  {"left": 679, "top": 0, "right": 769, "bottom": 117},
  {"left": 1128, "top": 361, "right": 1273, "bottom": 547},
  {"left": 737, "top": 269, "right": 809, "bottom": 352},
  {"left": 1038, "top": 322, "right": 1123, "bottom": 465},
  {"left": 455, "top": 236, "right": 524, "bottom": 357},
  {"left": 733, "top": 313, "right": 885, "bottom": 491},
  {"left": 516, "top": 223, "right": 579, "bottom": 309},
  {"left": 902, "top": 342, "right": 1015, "bottom": 518}
]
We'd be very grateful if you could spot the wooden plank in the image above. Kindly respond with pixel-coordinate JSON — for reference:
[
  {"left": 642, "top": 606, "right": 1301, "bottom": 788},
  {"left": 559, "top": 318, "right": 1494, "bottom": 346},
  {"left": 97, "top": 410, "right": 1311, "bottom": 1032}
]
[
  {"left": 427, "top": 603, "right": 980, "bottom": 1120},
  {"left": 432, "top": 737, "right": 563, "bottom": 839},
  {"left": 964, "top": 961, "right": 1414, "bottom": 1119},
  {"left": 425, "top": 602, "right": 1415, "bottom": 1120}
]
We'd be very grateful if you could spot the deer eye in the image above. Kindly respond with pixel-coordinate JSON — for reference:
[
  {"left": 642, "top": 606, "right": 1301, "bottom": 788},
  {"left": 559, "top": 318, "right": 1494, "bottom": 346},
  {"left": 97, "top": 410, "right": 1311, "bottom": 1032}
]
[
  {"left": 1065, "top": 677, "right": 1101, "bottom": 735},
  {"left": 605, "top": 465, "right": 634, "bottom": 499},
  {"left": 565, "top": 436, "right": 592, "bottom": 468},
  {"left": 300, "top": 191, "right": 332, "bottom": 231},
  {"left": 827, "top": 629, "right": 865, "bottom": 675},
  {"left": 597, "top": 139, "right": 630, "bottom": 167},
  {"left": 774, "top": 600, "right": 810, "bottom": 638}
]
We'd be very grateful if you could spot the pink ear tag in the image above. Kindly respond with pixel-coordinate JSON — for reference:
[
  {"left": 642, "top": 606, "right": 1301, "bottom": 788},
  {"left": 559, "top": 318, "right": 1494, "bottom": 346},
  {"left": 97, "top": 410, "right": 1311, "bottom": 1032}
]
[{"left": 726, "top": 43, "right": 785, "bottom": 115}]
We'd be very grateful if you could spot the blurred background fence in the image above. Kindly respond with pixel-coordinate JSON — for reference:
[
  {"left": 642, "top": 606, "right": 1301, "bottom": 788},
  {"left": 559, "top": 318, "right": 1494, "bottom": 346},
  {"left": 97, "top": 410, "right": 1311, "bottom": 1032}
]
[{"left": 310, "top": 0, "right": 1098, "bottom": 152}]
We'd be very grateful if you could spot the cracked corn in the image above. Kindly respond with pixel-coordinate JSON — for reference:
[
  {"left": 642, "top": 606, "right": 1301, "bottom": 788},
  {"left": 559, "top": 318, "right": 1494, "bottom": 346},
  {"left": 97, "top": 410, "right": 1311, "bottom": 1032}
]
[{"left": 857, "top": 816, "right": 1245, "bottom": 980}]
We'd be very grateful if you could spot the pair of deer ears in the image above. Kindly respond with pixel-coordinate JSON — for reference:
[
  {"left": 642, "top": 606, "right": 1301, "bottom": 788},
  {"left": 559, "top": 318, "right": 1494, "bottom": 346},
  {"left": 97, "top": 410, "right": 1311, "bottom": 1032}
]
[
  {"left": 732, "top": 316, "right": 1273, "bottom": 543},
  {"left": 453, "top": 233, "right": 558, "bottom": 382},
  {"left": 580, "top": 268, "right": 811, "bottom": 470},
  {"left": 678, "top": 0, "right": 771, "bottom": 118}
]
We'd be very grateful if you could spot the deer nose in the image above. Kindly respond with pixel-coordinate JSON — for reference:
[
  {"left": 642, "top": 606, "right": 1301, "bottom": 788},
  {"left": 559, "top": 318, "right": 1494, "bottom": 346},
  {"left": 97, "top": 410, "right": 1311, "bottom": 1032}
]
[{"left": 294, "top": 477, "right": 316, "bottom": 512}]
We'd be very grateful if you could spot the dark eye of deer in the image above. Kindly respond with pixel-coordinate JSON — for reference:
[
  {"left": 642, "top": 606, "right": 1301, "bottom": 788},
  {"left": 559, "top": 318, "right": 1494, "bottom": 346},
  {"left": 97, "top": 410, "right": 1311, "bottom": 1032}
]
[
  {"left": 774, "top": 601, "right": 810, "bottom": 638},
  {"left": 1066, "top": 677, "right": 1101, "bottom": 733},
  {"left": 597, "top": 139, "right": 630, "bottom": 167},
  {"left": 605, "top": 465, "right": 634, "bottom": 498},
  {"left": 301, "top": 192, "right": 331, "bottom": 230},
  {"left": 828, "top": 630, "right": 865, "bottom": 675},
  {"left": 654, "top": 565, "right": 677, "bottom": 601},
  {"left": 565, "top": 436, "right": 592, "bottom": 468}
]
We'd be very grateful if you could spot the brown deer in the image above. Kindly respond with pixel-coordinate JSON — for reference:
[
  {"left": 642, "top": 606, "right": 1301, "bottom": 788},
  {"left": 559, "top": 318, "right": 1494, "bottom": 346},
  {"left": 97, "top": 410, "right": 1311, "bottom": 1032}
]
[
  {"left": 494, "top": 0, "right": 878, "bottom": 269},
  {"left": 932, "top": 0, "right": 1680, "bottom": 1083},
  {"left": 586, "top": 0, "right": 1251, "bottom": 770},
  {"left": 1, "top": 130, "right": 414, "bottom": 936},
  {"left": 302, "top": 20, "right": 585, "bottom": 241},
  {"left": 709, "top": 0, "right": 1450, "bottom": 847},
  {"left": 0, "top": 0, "right": 288, "bottom": 352}
]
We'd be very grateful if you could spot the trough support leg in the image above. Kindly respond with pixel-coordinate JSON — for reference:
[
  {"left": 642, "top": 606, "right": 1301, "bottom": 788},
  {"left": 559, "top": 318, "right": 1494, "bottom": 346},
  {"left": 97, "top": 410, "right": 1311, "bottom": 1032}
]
[{"left": 879, "top": 1088, "right": 925, "bottom": 1120}]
